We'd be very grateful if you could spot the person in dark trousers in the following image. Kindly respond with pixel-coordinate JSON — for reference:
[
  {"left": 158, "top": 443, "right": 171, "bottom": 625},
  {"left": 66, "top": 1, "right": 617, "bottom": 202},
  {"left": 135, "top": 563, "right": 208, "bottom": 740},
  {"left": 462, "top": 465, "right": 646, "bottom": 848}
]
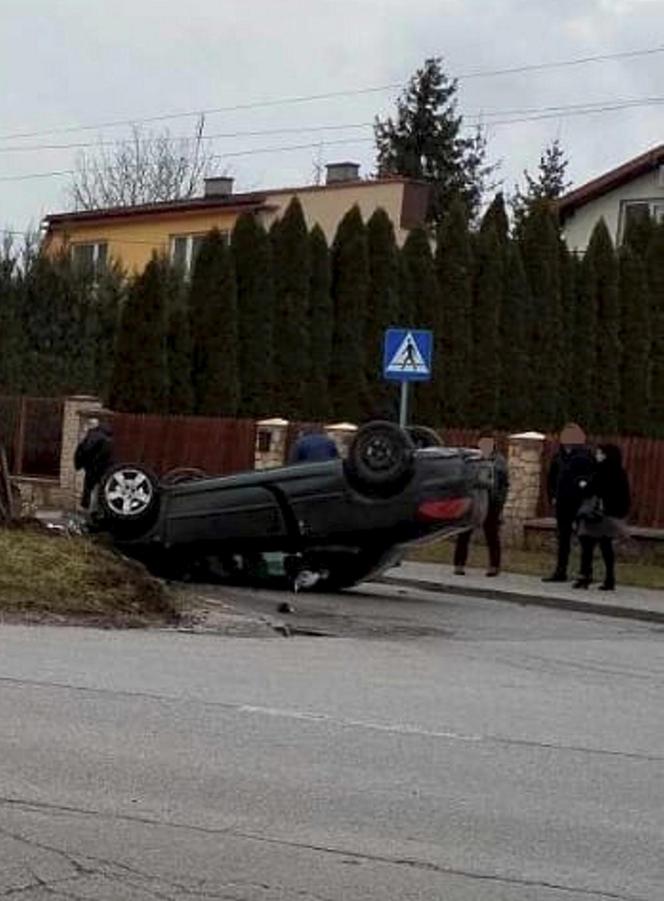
[
  {"left": 574, "top": 444, "right": 630, "bottom": 591},
  {"left": 74, "top": 419, "right": 114, "bottom": 509},
  {"left": 290, "top": 426, "right": 339, "bottom": 464},
  {"left": 454, "top": 433, "right": 509, "bottom": 577},
  {"left": 543, "top": 423, "right": 595, "bottom": 583}
]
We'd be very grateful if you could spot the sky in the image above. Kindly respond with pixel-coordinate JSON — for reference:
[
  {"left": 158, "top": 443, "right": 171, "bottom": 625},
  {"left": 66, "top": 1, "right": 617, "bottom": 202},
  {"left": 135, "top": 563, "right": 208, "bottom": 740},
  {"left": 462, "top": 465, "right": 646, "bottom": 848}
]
[{"left": 1, "top": 0, "right": 663, "bottom": 232}]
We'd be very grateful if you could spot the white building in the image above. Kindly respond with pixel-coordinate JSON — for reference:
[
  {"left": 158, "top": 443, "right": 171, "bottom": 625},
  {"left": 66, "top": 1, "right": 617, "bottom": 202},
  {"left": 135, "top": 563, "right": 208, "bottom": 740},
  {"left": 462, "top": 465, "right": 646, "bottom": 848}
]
[{"left": 560, "top": 144, "right": 664, "bottom": 252}]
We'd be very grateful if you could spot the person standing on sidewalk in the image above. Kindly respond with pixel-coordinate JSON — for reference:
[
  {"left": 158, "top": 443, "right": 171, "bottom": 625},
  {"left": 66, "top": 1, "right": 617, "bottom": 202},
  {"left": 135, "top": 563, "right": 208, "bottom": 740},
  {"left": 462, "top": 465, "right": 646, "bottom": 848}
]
[
  {"left": 573, "top": 444, "right": 630, "bottom": 591},
  {"left": 454, "top": 432, "right": 509, "bottom": 577},
  {"left": 542, "top": 423, "right": 595, "bottom": 583}
]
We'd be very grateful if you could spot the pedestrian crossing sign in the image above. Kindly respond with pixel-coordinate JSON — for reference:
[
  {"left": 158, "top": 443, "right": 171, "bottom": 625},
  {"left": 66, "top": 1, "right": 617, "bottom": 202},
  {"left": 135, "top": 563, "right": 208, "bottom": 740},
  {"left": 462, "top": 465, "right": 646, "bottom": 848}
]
[{"left": 383, "top": 328, "right": 433, "bottom": 382}]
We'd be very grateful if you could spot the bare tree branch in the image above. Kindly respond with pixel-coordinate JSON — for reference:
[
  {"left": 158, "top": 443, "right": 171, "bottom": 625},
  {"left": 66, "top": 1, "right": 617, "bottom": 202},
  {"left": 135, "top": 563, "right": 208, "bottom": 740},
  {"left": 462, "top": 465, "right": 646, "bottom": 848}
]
[{"left": 69, "top": 118, "right": 219, "bottom": 210}]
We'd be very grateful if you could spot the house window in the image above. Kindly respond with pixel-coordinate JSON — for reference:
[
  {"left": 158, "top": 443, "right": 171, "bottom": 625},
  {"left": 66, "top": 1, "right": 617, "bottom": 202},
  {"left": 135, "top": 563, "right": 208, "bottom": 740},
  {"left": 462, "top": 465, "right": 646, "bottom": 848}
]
[
  {"left": 621, "top": 200, "right": 664, "bottom": 241},
  {"left": 71, "top": 241, "right": 108, "bottom": 277},
  {"left": 170, "top": 232, "right": 229, "bottom": 274}
]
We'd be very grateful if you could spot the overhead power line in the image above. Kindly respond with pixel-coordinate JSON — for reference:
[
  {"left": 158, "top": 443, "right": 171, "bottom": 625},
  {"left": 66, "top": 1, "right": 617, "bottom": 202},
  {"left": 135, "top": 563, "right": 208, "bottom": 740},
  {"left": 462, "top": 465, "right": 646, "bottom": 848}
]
[
  {"left": 3, "top": 85, "right": 664, "bottom": 185},
  {"left": 0, "top": 122, "right": 374, "bottom": 155},
  {"left": 2, "top": 90, "right": 664, "bottom": 157},
  {"left": 0, "top": 44, "right": 661, "bottom": 144}
]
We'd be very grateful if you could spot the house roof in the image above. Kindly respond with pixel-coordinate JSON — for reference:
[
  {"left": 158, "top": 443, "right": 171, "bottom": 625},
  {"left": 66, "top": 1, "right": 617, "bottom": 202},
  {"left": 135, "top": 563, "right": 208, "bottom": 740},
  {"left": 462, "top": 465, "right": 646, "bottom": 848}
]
[
  {"left": 43, "top": 176, "right": 420, "bottom": 229},
  {"left": 558, "top": 144, "right": 664, "bottom": 218},
  {"left": 43, "top": 193, "right": 270, "bottom": 228}
]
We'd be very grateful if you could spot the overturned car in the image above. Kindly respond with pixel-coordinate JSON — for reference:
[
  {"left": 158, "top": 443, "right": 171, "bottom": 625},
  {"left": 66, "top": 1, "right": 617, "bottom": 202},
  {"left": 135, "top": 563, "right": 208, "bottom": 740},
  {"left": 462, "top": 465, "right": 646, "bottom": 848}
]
[{"left": 93, "top": 422, "right": 493, "bottom": 590}]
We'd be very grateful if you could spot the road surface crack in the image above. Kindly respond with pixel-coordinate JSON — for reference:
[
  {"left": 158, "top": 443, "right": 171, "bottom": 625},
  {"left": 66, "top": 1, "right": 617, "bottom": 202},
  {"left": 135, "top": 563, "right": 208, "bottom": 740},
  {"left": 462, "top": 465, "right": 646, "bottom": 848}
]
[{"left": 0, "top": 800, "right": 650, "bottom": 901}]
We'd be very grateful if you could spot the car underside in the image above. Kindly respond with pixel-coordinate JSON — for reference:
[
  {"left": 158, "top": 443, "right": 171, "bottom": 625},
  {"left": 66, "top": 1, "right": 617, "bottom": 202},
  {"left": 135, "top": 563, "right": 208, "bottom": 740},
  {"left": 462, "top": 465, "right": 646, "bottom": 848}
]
[{"left": 93, "top": 422, "right": 494, "bottom": 590}]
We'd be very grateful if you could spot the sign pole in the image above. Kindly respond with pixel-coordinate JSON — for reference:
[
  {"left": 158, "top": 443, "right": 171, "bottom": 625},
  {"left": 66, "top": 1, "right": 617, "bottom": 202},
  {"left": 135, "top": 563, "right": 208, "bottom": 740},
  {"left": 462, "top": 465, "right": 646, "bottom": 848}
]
[
  {"left": 383, "top": 329, "right": 433, "bottom": 431},
  {"left": 399, "top": 381, "right": 409, "bottom": 428}
]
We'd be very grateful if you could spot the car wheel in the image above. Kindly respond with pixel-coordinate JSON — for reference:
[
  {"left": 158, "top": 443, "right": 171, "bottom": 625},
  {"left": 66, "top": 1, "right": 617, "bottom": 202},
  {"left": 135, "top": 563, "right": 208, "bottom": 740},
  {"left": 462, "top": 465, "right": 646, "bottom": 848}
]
[
  {"left": 345, "top": 420, "right": 415, "bottom": 495},
  {"left": 406, "top": 425, "right": 444, "bottom": 449},
  {"left": 98, "top": 463, "right": 160, "bottom": 535}
]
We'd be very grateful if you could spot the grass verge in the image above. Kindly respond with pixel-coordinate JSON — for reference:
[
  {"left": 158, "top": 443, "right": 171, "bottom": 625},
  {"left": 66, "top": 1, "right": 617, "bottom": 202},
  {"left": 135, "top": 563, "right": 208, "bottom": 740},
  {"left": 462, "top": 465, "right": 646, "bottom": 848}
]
[
  {"left": 0, "top": 524, "right": 178, "bottom": 626},
  {"left": 410, "top": 538, "right": 664, "bottom": 591}
]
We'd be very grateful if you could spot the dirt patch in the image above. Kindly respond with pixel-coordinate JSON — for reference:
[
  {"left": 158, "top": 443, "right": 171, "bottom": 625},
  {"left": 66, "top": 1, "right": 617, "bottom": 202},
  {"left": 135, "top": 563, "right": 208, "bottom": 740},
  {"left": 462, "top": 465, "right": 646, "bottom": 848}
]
[{"left": 0, "top": 524, "right": 178, "bottom": 626}]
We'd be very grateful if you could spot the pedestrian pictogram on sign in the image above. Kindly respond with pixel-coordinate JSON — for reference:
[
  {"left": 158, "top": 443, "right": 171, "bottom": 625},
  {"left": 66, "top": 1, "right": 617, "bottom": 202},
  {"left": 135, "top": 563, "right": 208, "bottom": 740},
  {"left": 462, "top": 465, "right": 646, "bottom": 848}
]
[
  {"left": 385, "top": 332, "right": 430, "bottom": 376},
  {"left": 382, "top": 329, "right": 433, "bottom": 383}
]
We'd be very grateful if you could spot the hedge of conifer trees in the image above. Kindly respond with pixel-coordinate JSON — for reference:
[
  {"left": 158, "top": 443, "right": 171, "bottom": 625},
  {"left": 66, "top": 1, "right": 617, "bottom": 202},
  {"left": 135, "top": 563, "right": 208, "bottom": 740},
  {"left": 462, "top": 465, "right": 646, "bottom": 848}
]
[{"left": 2, "top": 195, "right": 664, "bottom": 437}]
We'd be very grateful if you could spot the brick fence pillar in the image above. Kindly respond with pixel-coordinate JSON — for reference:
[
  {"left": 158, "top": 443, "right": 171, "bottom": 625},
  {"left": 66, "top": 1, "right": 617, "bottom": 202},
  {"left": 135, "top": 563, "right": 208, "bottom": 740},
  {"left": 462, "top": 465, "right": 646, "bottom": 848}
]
[
  {"left": 58, "top": 395, "right": 103, "bottom": 508},
  {"left": 255, "top": 418, "right": 289, "bottom": 470},
  {"left": 503, "top": 431, "right": 545, "bottom": 547},
  {"left": 324, "top": 422, "right": 357, "bottom": 459}
]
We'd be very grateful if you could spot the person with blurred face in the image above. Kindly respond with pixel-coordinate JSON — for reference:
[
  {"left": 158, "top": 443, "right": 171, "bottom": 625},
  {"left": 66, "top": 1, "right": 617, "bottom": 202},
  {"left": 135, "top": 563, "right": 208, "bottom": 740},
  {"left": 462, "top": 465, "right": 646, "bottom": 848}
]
[
  {"left": 542, "top": 423, "right": 595, "bottom": 583},
  {"left": 573, "top": 444, "right": 630, "bottom": 591},
  {"left": 454, "top": 432, "right": 509, "bottom": 577}
]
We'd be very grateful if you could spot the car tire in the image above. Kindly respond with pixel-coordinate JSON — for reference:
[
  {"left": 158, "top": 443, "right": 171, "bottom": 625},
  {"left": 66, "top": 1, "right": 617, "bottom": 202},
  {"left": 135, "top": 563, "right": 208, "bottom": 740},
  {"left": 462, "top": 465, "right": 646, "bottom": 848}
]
[
  {"left": 345, "top": 420, "right": 415, "bottom": 495},
  {"left": 406, "top": 425, "right": 444, "bottom": 449},
  {"left": 97, "top": 463, "right": 160, "bottom": 536}
]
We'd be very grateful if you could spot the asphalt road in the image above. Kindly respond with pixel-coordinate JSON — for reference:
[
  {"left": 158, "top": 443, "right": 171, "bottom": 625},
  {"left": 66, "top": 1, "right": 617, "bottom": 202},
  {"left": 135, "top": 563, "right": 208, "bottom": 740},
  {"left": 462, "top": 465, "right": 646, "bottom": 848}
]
[{"left": 0, "top": 584, "right": 662, "bottom": 900}]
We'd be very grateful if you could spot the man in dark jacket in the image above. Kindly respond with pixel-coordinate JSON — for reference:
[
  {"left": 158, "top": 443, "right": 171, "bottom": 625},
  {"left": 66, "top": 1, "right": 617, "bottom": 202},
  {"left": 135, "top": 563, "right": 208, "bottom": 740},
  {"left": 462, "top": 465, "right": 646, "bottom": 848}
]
[
  {"left": 454, "top": 433, "right": 509, "bottom": 577},
  {"left": 290, "top": 426, "right": 339, "bottom": 464},
  {"left": 543, "top": 423, "right": 595, "bottom": 582},
  {"left": 74, "top": 420, "right": 114, "bottom": 509}
]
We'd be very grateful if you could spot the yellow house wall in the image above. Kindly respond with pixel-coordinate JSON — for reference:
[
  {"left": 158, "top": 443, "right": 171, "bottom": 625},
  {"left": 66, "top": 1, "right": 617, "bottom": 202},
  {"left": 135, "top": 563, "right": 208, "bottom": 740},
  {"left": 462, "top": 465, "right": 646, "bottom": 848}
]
[
  {"left": 46, "top": 208, "right": 241, "bottom": 272},
  {"left": 45, "top": 181, "right": 409, "bottom": 271},
  {"left": 264, "top": 182, "right": 407, "bottom": 245},
  {"left": 562, "top": 168, "right": 664, "bottom": 251}
]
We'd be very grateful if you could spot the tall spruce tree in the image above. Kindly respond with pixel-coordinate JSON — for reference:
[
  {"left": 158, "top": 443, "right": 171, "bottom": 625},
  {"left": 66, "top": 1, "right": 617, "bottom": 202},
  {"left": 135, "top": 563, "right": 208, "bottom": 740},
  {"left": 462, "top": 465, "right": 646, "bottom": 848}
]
[
  {"left": 436, "top": 197, "right": 472, "bottom": 425},
  {"left": 303, "top": 225, "right": 333, "bottom": 420},
  {"left": 520, "top": 202, "right": 564, "bottom": 431},
  {"left": 481, "top": 192, "right": 510, "bottom": 249},
  {"left": 91, "top": 262, "right": 126, "bottom": 403},
  {"left": 401, "top": 226, "right": 440, "bottom": 423},
  {"left": 109, "top": 255, "right": 169, "bottom": 413},
  {"left": 189, "top": 229, "right": 240, "bottom": 416},
  {"left": 512, "top": 139, "right": 571, "bottom": 231},
  {"left": 646, "top": 222, "right": 664, "bottom": 437},
  {"left": 365, "top": 209, "right": 401, "bottom": 409},
  {"left": 272, "top": 198, "right": 310, "bottom": 420},
  {"left": 498, "top": 243, "right": 531, "bottom": 429},
  {"left": 618, "top": 243, "right": 650, "bottom": 434},
  {"left": 19, "top": 252, "right": 96, "bottom": 396},
  {"left": 589, "top": 219, "right": 621, "bottom": 434},
  {"left": 374, "top": 57, "right": 495, "bottom": 223},
  {"left": 164, "top": 265, "right": 194, "bottom": 414},
  {"left": 329, "top": 206, "right": 369, "bottom": 422},
  {"left": 558, "top": 241, "right": 576, "bottom": 424},
  {"left": 0, "top": 247, "right": 22, "bottom": 391},
  {"left": 233, "top": 215, "right": 274, "bottom": 418},
  {"left": 469, "top": 217, "right": 503, "bottom": 427},
  {"left": 569, "top": 246, "right": 597, "bottom": 428}
]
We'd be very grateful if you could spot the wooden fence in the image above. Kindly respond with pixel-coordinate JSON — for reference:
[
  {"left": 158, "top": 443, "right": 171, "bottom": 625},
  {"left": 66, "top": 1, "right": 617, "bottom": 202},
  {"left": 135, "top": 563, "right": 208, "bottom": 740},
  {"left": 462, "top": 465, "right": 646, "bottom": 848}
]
[
  {"left": 537, "top": 435, "right": 664, "bottom": 529},
  {"left": 107, "top": 413, "right": 257, "bottom": 477},
  {"left": 0, "top": 396, "right": 63, "bottom": 478}
]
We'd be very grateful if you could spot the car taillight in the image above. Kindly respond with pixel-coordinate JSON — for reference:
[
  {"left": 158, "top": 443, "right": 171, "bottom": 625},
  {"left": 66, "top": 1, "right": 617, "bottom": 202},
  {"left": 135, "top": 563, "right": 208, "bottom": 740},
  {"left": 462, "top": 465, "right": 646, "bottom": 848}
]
[{"left": 417, "top": 497, "right": 471, "bottom": 521}]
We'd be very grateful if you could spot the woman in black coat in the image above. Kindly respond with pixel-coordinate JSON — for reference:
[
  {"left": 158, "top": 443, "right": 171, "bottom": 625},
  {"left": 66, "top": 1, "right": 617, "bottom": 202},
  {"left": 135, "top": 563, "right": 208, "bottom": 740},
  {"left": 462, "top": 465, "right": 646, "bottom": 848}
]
[{"left": 573, "top": 444, "right": 630, "bottom": 591}]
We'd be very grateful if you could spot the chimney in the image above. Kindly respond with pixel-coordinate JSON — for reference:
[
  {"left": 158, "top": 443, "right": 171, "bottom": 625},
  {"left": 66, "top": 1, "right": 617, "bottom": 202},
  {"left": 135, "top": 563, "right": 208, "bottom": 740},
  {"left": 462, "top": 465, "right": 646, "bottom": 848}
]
[
  {"left": 325, "top": 162, "right": 361, "bottom": 185},
  {"left": 204, "top": 176, "right": 234, "bottom": 198}
]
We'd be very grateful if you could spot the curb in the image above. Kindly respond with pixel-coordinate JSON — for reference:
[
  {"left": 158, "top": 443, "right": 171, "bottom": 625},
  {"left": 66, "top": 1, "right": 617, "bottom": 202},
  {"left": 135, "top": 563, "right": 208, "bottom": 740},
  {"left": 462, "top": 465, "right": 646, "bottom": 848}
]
[{"left": 376, "top": 575, "right": 664, "bottom": 625}]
